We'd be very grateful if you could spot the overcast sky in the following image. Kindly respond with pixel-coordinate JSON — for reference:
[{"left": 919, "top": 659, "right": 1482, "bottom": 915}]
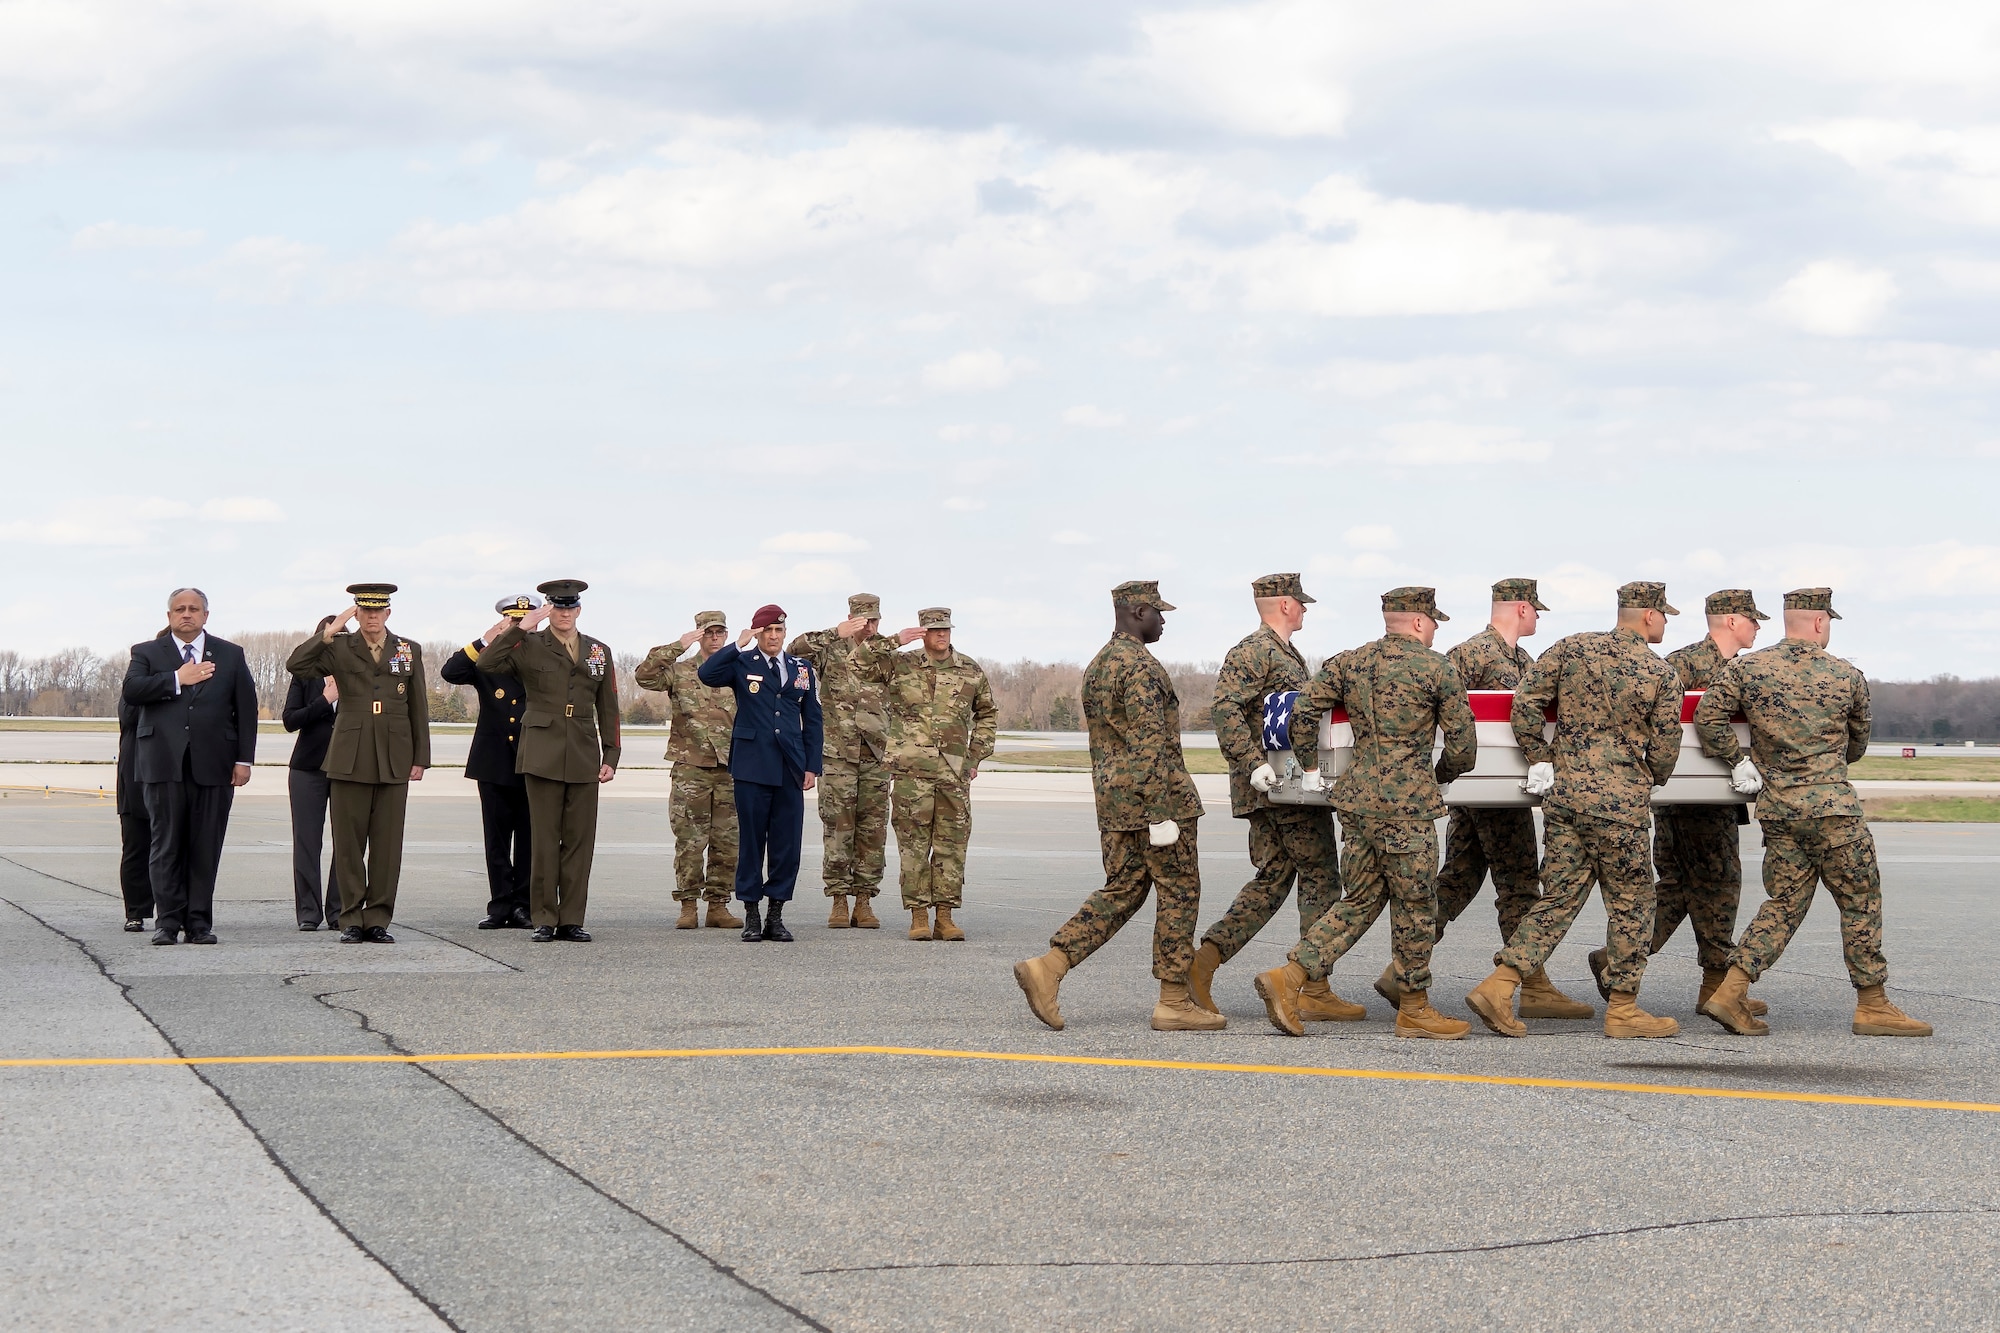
[{"left": 4, "top": 1, "right": 1998, "bottom": 677}]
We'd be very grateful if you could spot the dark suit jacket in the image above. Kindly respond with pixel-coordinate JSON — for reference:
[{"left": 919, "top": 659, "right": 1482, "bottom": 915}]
[
  {"left": 122, "top": 634, "right": 258, "bottom": 786},
  {"left": 440, "top": 642, "right": 526, "bottom": 786},
  {"left": 697, "top": 641, "right": 823, "bottom": 786},
  {"left": 283, "top": 674, "right": 338, "bottom": 772},
  {"left": 115, "top": 699, "right": 145, "bottom": 817}
]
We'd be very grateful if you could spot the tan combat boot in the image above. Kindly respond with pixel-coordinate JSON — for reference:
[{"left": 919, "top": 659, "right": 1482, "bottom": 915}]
[
  {"left": 1699, "top": 967, "right": 1767, "bottom": 1017},
  {"left": 1187, "top": 941, "right": 1223, "bottom": 1014},
  {"left": 1697, "top": 966, "right": 1768, "bottom": 1036},
  {"left": 827, "top": 895, "right": 851, "bottom": 929},
  {"left": 1604, "top": 991, "right": 1678, "bottom": 1038},
  {"left": 1466, "top": 966, "right": 1527, "bottom": 1037},
  {"left": 934, "top": 906, "right": 965, "bottom": 941},
  {"left": 1396, "top": 989, "right": 1470, "bottom": 1040},
  {"left": 1252, "top": 961, "right": 1309, "bottom": 1037},
  {"left": 908, "top": 908, "right": 932, "bottom": 941},
  {"left": 1153, "top": 981, "right": 1227, "bottom": 1031},
  {"left": 851, "top": 896, "right": 881, "bottom": 929},
  {"left": 1014, "top": 949, "right": 1070, "bottom": 1030},
  {"left": 1372, "top": 965, "right": 1401, "bottom": 1007},
  {"left": 1852, "top": 985, "right": 1933, "bottom": 1037},
  {"left": 704, "top": 900, "right": 743, "bottom": 929},
  {"left": 1299, "top": 979, "right": 1367, "bottom": 1022},
  {"left": 1518, "top": 968, "right": 1596, "bottom": 1020},
  {"left": 1586, "top": 947, "right": 1612, "bottom": 1002},
  {"left": 675, "top": 900, "right": 700, "bottom": 930}
]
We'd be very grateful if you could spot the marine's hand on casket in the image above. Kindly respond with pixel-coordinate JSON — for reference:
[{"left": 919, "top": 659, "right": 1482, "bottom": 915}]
[
  {"left": 1522, "top": 762, "right": 1556, "bottom": 797},
  {"left": 1300, "top": 769, "right": 1329, "bottom": 795},
  {"left": 1250, "top": 762, "right": 1279, "bottom": 793},
  {"left": 1729, "top": 758, "right": 1764, "bottom": 796}
]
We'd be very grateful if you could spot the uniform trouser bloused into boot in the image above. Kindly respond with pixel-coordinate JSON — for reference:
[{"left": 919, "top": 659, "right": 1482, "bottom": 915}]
[
  {"left": 1292, "top": 815, "right": 1440, "bottom": 996},
  {"left": 1198, "top": 807, "right": 1340, "bottom": 967},
  {"left": 892, "top": 774, "right": 972, "bottom": 910},
  {"left": 668, "top": 763, "right": 736, "bottom": 905},
  {"left": 1497, "top": 810, "right": 1655, "bottom": 997},
  {"left": 1433, "top": 806, "right": 1540, "bottom": 947},
  {"left": 819, "top": 753, "right": 889, "bottom": 901}
]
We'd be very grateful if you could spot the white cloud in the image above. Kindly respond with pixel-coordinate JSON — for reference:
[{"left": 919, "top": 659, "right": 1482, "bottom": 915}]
[
  {"left": 1061, "top": 404, "right": 1125, "bottom": 428},
  {"left": 1344, "top": 525, "right": 1399, "bottom": 551},
  {"left": 760, "top": 531, "right": 869, "bottom": 554},
  {"left": 72, "top": 221, "right": 203, "bottom": 250},
  {"left": 0, "top": 495, "right": 194, "bottom": 547},
  {"left": 1122, "top": 0, "right": 1349, "bottom": 138},
  {"left": 208, "top": 236, "right": 324, "bottom": 304},
  {"left": 1776, "top": 119, "right": 2000, "bottom": 225},
  {"left": 1375, "top": 422, "right": 1553, "bottom": 465},
  {"left": 1766, "top": 260, "right": 1897, "bottom": 337},
  {"left": 198, "top": 496, "right": 285, "bottom": 523},
  {"left": 1312, "top": 355, "right": 1516, "bottom": 401},
  {"left": 1049, "top": 530, "right": 1095, "bottom": 545},
  {"left": 923, "top": 349, "right": 1030, "bottom": 392},
  {"left": 942, "top": 496, "right": 986, "bottom": 511}
]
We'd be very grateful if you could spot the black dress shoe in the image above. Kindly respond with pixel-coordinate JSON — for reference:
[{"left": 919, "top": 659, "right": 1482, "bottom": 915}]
[
  {"left": 531, "top": 926, "right": 556, "bottom": 942},
  {"left": 125, "top": 919, "right": 145, "bottom": 933},
  {"left": 151, "top": 929, "right": 178, "bottom": 946},
  {"left": 298, "top": 922, "right": 319, "bottom": 932},
  {"left": 762, "top": 902, "right": 793, "bottom": 943},
  {"left": 339, "top": 927, "right": 367, "bottom": 943},
  {"left": 554, "top": 924, "right": 592, "bottom": 942},
  {"left": 740, "top": 900, "right": 762, "bottom": 941},
  {"left": 509, "top": 908, "right": 534, "bottom": 928},
  {"left": 365, "top": 926, "right": 396, "bottom": 944},
  {"left": 185, "top": 931, "right": 218, "bottom": 945},
  {"left": 477, "top": 914, "right": 510, "bottom": 930}
]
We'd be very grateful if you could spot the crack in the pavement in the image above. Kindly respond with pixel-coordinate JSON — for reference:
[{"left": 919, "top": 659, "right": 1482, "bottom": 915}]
[{"left": 801, "top": 1205, "right": 2000, "bottom": 1274}]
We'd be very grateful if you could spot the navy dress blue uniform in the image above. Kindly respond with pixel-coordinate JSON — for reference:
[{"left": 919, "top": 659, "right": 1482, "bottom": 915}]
[
  {"left": 441, "top": 623, "right": 533, "bottom": 927},
  {"left": 698, "top": 640, "right": 824, "bottom": 908}
]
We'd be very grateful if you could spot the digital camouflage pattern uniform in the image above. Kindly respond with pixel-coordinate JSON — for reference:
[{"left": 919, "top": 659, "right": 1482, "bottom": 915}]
[
  {"left": 1050, "top": 584, "right": 1205, "bottom": 982},
  {"left": 1200, "top": 573, "right": 1340, "bottom": 964},
  {"left": 789, "top": 593, "right": 893, "bottom": 901},
  {"left": 1434, "top": 606, "right": 1542, "bottom": 945},
  {"left": 852, "top": 608, "right": 998, "bottom": 909},
  {"left": 1694, "top": 591, "right": 1887, "bottom": 989},
  {"left": 1497, "top": 583, "right": 1683, "bottom": 993},
  {"left": 1287, "top": 589, "right": 1477, "bottom": 992},
  {"left": 1649, "top": 588, "right": 1765, "bottom": 969},
  {"left": 635, "top": 615, "right": 737, "bottom": 905}
]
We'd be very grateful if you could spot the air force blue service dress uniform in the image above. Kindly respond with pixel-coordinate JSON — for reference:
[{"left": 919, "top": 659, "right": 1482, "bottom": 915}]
[{"left": 698, "top": 608, "right": 823, "bottom": 942}]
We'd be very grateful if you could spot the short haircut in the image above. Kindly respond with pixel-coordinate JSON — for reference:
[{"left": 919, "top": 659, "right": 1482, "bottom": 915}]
[{"left": 167, "top": 587, "right": 209, "bottom": 611}]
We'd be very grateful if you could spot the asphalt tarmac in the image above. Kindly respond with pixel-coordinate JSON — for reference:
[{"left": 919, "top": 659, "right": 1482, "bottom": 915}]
[{"left": 3, "top": 785, "right": 1996, "bottom": 1331}]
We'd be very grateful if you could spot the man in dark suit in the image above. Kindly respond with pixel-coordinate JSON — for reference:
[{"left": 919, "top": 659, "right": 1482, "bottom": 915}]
[
  {"left": 121, "top": 588, "right": 257, "bottom": 945},
  {"left": 114, "top": 642, "right": 164, "bottom": 932},
  {"left": 698, "top": 603, "right": 823, "bottom": 942},
  {"left": 441, "top": 594, "right": 538, "bottom": 930},
  {"left": 283, "top": 667, "right": 342, "bottom": 930}
]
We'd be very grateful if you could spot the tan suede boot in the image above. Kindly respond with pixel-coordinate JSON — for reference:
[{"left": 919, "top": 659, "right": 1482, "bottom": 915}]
[
  {"left": 704, "top": 900, "right": 742, "bottom": 929},
  {"left": 1014, "top": 948, "right": 1070, "bottom": 1030},
  {"left": 1299, "top": 979, "right": 1367, "bottom": 1022},
  {"left": 1372, "top": 964, "right": 1401, "bottom": 1007},
  {"left": 908, "top": 908, "right": 932, "bottom": 941},
  {"left": 1586, "top": 947, "right": 1612, "bottom": 1002},
  {"left": 1852, "top": 985, "right": 1933, "bottom": 1037},
  {"left": 1153, "top": 981, "right": 1228, "bottom": 1031},
  {"left": 1518, "top": 968, "right": 1596, "bottom": 1020},
  {"left": 1253, "top": 961, "right": 1308, "bottom": 1037},
  {"left": 934, "top": 906, "right": 965, "bottom": 941},
  {"left": 1604, "top": 991, "right": 1678, "bottom": 1038},
  {"left": 851, "top": 896, "right": 881, "bottom": 929},
  {"left": 1187, "top": 941, "right": 1222, "bottom": 1014},
  {"left": 1700, "top": 967, "right": 1767, "bottom": 1017},
  {"left": 1395, "top": 989, "right": 1470, "bottom": 1040},
  {"left": 1697, "top": 966, "right": 1768, "bottom": 1036},
  {"left": 827, "top": 895, "right": 851, "bottom": 929},
  {"left": 1466, "top": 966, "right": 1526, "bottom": 1037},
  {"left": 675, "top": 900, "right": 699, "bottom": 930}
]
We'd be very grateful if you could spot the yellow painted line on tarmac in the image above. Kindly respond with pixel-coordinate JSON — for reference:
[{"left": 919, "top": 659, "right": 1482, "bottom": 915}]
[{"left": 0, "top": 1043, "right": 1994, "bottom": 1114}]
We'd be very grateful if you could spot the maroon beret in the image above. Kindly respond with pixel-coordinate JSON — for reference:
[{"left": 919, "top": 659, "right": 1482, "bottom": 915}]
[{"left": 750, "top": 603, "right": 787, "bottom": 630}]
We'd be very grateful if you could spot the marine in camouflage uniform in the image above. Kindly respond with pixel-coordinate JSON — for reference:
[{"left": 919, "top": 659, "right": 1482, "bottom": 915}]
[
  {"left": 635, "top": 610, "right": 742, "bottom": 930},
  {"left": 1253, "top": 587, "right": 1478, "bottom": 1040},
  {"left": 851, "top": 607, "right": 998, "bottom": 939},
  {"left": 1013, "top": 582, "right": 1222, "bottom": 1032},
  {"left": 789, "top": 593, "right": 894, "bottom": 927},
  {"left": 1467, "top": 581, "right": 1683, "bottom": 1039},
  {"left": 1694, "top": 589, "right": 1929, "bottom": 1037},
  {"left": 1188, "top": 573, "right": 1343, "bottom": 1016}
]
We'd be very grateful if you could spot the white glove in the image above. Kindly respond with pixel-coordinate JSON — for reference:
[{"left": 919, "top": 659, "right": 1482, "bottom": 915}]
[
  {"left": 1249, "top": 762, "right": 1279, "bottom": 793},
  {"left": 1522, "top": 762, "right": 1556, "bottom": 797},
  {"left": 1148, "top": 820, "right": 1180, "bottom": 847},
  {"left": 1730, "top": 758, "right": 1764, "bottom": 796},
  {"left": 1300, "top": 769, "right": 1329, "bottom": 795}
]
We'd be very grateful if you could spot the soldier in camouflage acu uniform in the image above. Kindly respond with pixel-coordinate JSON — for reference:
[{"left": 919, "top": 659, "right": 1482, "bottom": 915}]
[
  {"left": 1467, "top": 582, "right": 1684, "bottom": 1039},
  {"left": 1695, "top": 589, "right": 1930, "bottom": 1037},
  {"left": 1014, "top": 582, "right": 1224, "bottom": 1033},
  {"left": 1431, "top": 578, "right": 1593, "bottom": 1021},
  {"left": 1188, "top": 573, "right": 1349, "bottom": 1020},
  {"left": 850, "top": 607, "right": 998, "bottom": 942},
  {"left": 789, "top": 594, "right": 894, "bottom": 929},
  {"left": 635, "top": 611, "right": 743, "bottom": 930},
  {"left": 1253, "top": 588, "right": 1478, "bottom": 1041}
]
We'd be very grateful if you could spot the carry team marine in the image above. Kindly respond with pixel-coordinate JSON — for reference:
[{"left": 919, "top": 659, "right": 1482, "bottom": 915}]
[
  {"left": 788, "top": 593, "right": 895, "bottom": 929},
  {"left": 285, "top": 583, "right": 432, "bottom": 943},
  {"left": 1014, "top": 582, "right": 1224, "bottom": 1033},
  {"left": 1187, "top": 573, "right": 1349, "bottom": 1022},
  {"left": 1695, "top": 589, "right": 1931, "bottom": 1037},
  {"left": 1253, "top": 586, "right": 1477, "bottom": 1040},
  {"left": 1429, "top": 578, "right": 1593, "bottom": 1021},
  {"left": 851, "top": 607, "right": 998, "bottom": 941},
  {"left": 635, "top": 611, "right": 744, "bottom": 931},
  {"left": 1467, "top": 581, "right": 1684, "bottom": 1040},
  {"left": 477, "top": 579, "right": 622, "bottom": 942}
]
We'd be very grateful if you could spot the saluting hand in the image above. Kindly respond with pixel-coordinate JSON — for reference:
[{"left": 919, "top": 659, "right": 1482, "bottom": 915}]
[
  {"left": 737, "top": 628, "right": 755, "bottom": 649},
  {"left": 679, "top": 629, "right": 701, "bottom": 648},
  {"left": 324, "top": 607, "right": 357, "bottom": 640},
  {"left": 520, "top": 606, "right": 550, "bottom": 632},
  {"left": 895, "top": 626, "right": 924, "bottom": 646},
  {"left": 835, "top": 617, "right": 870, "bottom": 640},
  {"left": 485, "top": 617, "right": 514, "bottom": 643}
]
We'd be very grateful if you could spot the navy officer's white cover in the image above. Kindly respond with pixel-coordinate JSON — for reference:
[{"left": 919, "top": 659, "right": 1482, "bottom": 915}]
[{"left": 1261, "top": 691, "right": 1299, "bottom": 752}]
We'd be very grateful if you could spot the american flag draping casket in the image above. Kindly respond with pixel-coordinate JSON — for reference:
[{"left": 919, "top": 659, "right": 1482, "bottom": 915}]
[{"left": 1259, "top": 690, "right": 1751, "bottom": 809}]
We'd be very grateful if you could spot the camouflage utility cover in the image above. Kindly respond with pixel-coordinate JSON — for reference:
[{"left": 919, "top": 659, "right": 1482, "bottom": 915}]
[
  {"left": 634, "top": 640, "right": 735, "bottom": 767},
  {"left": 1511, "top": 627, "right": 1681, "bottom": 827},
  {"left": 1081, "top": 630, "right": 1203, "bottom": 830},
  {"left": 851, "top": 638, "right": 998, "bottom": 780},
  {"left": 1212, "top": 624, "right": 1311, "bottom": 817},
  {"left": 1694, "top": 638, "right": 1870, "bottom": 820},
  {"left": 787, "top": 627, "right": 894, "bottom": 763},
  {"left": 1289, "top": 632, "right": 1477, "bottom": 821}
]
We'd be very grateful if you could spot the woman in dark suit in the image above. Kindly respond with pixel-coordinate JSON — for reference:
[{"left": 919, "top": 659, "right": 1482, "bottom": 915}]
[{"left": 283, "top": 669, "right": 342, "bottom": 929}]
